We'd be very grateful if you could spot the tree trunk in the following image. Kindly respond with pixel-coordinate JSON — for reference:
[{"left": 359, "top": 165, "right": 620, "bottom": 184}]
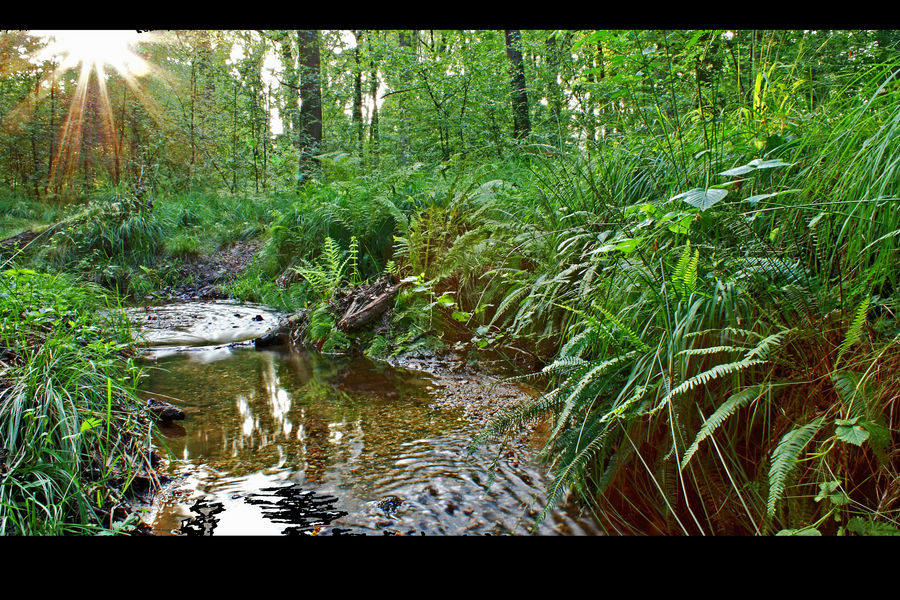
[
  {"left": 505, "top": 29, "right": 531, "bottom": 140},
  {"left": 275, "top": 31, "right": 300, "bottom": 151},
  {"left": 397, "top": 30, "right": 412, "bottom": 164},
  {"left": 368, "top": 32, "right": 380, "bottom": 168},
  {"left": 297, "top": 29, "right": 323, "bottom": 178},
  {"left": 337, "top": 284, "right": 398, "bottom": 332},
  {"left": 352, "top": 30, "right": 364, "bottom": 156},
  {"left": 545, "top": 32, "right": 564, "bottom": 144}
]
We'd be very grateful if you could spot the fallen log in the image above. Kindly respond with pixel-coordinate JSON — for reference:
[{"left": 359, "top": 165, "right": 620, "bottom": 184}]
[{"left": 337, "top": 284, "right": 399, "bottom": 332}]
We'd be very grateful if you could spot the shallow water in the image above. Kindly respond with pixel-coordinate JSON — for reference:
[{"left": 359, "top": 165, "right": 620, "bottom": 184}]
[{"left": 139, "top": 346, "right": 600, "bottom": 536}]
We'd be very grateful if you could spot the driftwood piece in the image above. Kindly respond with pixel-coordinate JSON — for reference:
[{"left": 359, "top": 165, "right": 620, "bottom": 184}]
[{"left": 337, "top": 284, "right": 399, "bottom": 332}]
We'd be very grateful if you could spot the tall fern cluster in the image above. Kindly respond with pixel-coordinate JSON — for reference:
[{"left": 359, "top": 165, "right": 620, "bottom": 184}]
[{"left": 465, "top": 65, "right": 900, "bottom": 535}]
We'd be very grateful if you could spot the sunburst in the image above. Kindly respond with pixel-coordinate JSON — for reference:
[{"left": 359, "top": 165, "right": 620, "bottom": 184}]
[
  {"left": 9, "top": 30, "right": 165, "bottom": 192},
  {"left": 31, "top": 30, "right": 152, "bottom": 78}
]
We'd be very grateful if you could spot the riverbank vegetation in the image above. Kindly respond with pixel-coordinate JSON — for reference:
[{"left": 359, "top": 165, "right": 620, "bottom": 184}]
[{"left": 1, "top": 29, "right": 898, "bottom": 535}]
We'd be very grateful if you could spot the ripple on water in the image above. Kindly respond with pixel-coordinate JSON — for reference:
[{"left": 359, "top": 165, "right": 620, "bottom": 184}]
[{"left": 139, "top": 334, "right": 598, "bottom": 535}]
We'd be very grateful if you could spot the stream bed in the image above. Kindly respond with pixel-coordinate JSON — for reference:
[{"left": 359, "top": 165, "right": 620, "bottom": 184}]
[{"left": 132, "top": 302, "right": 600, "bottom": 536}]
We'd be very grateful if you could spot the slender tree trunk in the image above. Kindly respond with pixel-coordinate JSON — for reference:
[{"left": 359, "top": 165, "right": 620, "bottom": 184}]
[
  {"left": 189, "top": 58, "right": 197, "bottom": 190},
  {"left": 368, "top": 31, "right": 380, "bottom": 168},
  {"left": 397, "top": 30, "right": 412, "bottom": 165},
  {"left": 47, "top": 79, "right": 56, "bottom": 195},
  {"left": 30, "top": 72, "right": 40, "bottom": 199},
  {"left": 352, "top": 30, "right": 364, "bottom": 157},
  {"left": 505, "top": 29, "right": 531, "bottom": 140},
  {"left": 231, "top": 79, "right": 238, "bottom": 192},
  {"left": 263, "top": 82, "right": 270, "bottom": 191},
  {"left": 545, "top": 33, "right": 564, "bottom": 145},
  {"left": 115, "top": 84, "right": 127, "bottom": 186},
  {"left": 297, "top": 29, "right": 323, "bottom": 178}
]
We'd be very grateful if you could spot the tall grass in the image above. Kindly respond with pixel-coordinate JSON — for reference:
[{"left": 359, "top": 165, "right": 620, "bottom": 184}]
[
  {"left": 0, "top": 267, "right": 151, "bottom": 534},
  {"left": 465, "top": 56, "right": 900, "bottom": 535}
]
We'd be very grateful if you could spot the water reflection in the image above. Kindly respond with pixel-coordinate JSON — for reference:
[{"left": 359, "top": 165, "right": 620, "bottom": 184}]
[{"left": 142, "top": 347, "right": 598, "bottom": 535}]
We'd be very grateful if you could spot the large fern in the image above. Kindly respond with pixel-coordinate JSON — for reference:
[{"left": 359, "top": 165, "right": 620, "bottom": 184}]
[{"left": 836, "top": 294, "right": 871, "bottom": 367}]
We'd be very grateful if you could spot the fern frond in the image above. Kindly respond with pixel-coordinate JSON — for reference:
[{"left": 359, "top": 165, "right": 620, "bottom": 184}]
[
  {"left": 541, "top": 355, "right": 589, "bottom": 374},
  {"left": 836, "top": 294, "right": 871, "bottom": 366},
  {"left": 548, "top": 351, "right": 638, "bottom": 441},
  {"left": 649, "top": 358, "right": 768, "bottom": 416},
  {"left": 538, "top": 422, "right": 610, "bottom": 527},
  {"left": 490, "top": 285, "right": 529, "bottom": 327},
  {"left": 743, "top": 328, "right": 793, "bottom": 361},
  {"left": 470, "top": 388, "right": 565, "bottom": 451},
  {"left": 676, "top": 345, "right": 745, "bottom": 357},
  {"left": 766, "top": 417, "right": 825, "bottom": 518},
  {"left": 681, "top": 383, "right": 782, "bottom": 469}
]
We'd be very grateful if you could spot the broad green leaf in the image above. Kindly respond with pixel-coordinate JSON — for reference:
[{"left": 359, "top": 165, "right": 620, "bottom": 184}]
[
  {"left": 668, "top": 215, "right": 693, "bottom": 235},
  {"left": 719, "top": 165, "right": 756, "bottom": 177},
  {"left": 720, "top": 159, "right": 793, "bottom": 178},
  {"left": 808, "top": 212, "right": 826, "bottom": 228},
  {"left": 744, "top": 193, "right": 778, "bottom": 206},
  {"left": 80, "top": 417, "right": 102, "bottom": 433},
  {"left": 671, "top": 188, "right": 728, "bottom": 211},
  {"left": 847, "top": 517, "right": 900, "bottom": 536},
  {"left": 614, "top": 238, "right": 641, "bottom": 255},
  {"left": 748, "top": 158, "right": 793, "bottom": 169},
  {"left": 589, "top": 244, "right": 618, "bottom": 255},
  {"left": 835, "top": 420, "right": 870, "bottom": 446},
  {"left": 815, "top": 481, "right": 850, "bottom": 506},
  {"left": 776, "top": 528, "right": 822, "bottom": 536},
  {"left": 860, "top": 419, "right": 891, "bottom": 456}
]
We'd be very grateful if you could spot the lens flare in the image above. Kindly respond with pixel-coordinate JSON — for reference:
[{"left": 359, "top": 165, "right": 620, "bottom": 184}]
[
  {"left": 31, "top": 30, "right": 152, "bottom": 78},
  {"left": 5, "top": 30, "right": 165, "bottom": 193}
]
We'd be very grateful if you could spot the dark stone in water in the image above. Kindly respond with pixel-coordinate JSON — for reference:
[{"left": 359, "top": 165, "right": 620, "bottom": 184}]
[
  {"left": 253, "top": 330, "right": 288, "bottom": 349},
  {"left": 147, "top": 398, "right": 186, "bottom": 422},
  {"left": 177, "top": 500, "right": 226, "bottom": 535},
  {"left": 158, "top": 421, "right": 187, "bottom": 438},
  {"left": 376, "top": 495, "right": 403, "bottom": 514}
]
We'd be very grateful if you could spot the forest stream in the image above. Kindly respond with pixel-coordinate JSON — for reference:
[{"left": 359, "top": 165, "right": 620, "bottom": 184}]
[{"left": 129, "top": 301, "right": 600, "bottom": 536}]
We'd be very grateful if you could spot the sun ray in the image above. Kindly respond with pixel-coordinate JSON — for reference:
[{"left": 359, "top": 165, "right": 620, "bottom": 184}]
[{"left": 12, "top": 30, "right": 168, "bottom": 193}]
